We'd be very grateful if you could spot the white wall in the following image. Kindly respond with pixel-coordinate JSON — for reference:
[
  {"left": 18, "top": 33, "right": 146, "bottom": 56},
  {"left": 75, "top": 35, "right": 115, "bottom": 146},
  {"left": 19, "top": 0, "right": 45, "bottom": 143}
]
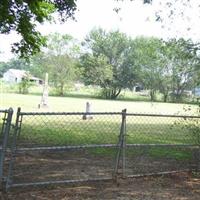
[{"left": 3, "top": 71, "right": 22, "bottom": 83}]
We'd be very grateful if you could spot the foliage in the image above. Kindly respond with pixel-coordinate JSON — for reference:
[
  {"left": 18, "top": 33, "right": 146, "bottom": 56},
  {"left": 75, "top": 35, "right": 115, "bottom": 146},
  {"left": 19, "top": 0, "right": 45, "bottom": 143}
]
[
  {"left": 80, "top": 28, "right": 138, "bottom": 99},
  {"left": 79, "top": 54, "right": 113, "bottom": 98},
  {"left": 0, "top": 59, "right": 30, "bottom": 77},
  {"left": 115, "top": 0, "right": 200, "bottom": 37},
  {"left": 133, "top": 37, "right": 164, "bottom": 101},
  {"left": 31, "top": 33, "right": 79, "bottom": 96},
  {"left": 133, "top": 37, "right": 200, "bottom": 102},
  {"left": 174, "top": 104, "right": 200, "bottom": 146},
  {"left": 151, "top": 0, "right": 200, "bottom": 33},
  {"left": 164, "top": 39, "right": 200, "bottom": 102},
  {"left": 0, "top": 61, "right": 7, "bottom": 77},
  {"left": 1, "top": 30, "right": 200, "bottom": 102},
  {"left": 18, "top": 72, "right": 32, "bottom": 94},
  {"left": 0, "top": 0, "right": 77, "bottom": 59}
]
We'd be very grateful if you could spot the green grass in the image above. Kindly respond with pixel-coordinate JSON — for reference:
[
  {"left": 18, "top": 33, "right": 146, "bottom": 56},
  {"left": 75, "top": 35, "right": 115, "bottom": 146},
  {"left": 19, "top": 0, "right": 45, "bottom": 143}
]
[
  {"left": 1, "top": 93, "right": 199, "bottom": 114},
  {"left": 148, "top": 147, "right": 193, "bottom": 160},
  {"left": 1, "top": 92, "right": 199, "bottom": 161},
  {"left": 18, "top": 118, "right": 196, "bottom": 146},
  {"left": 15, "top": 114, "right": 198, "bottom": 161}
]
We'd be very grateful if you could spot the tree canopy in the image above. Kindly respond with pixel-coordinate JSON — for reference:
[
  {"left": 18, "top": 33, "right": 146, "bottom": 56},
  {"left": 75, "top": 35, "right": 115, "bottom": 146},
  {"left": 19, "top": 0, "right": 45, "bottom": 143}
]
[
  {"left": 31, "top": 33, "right": 79, "bottom": 96},
  {"left": 2, "top": 29, "right": 200, "bottom": 102},
  {"left": 80, "top": 28, "right": 138, "bottom": 99},
  {"left": 0, "top": 0, "right": 77, "bottom": 58},
  {"left": 1, "top": 0, "right": 199, "bottom": 59}
]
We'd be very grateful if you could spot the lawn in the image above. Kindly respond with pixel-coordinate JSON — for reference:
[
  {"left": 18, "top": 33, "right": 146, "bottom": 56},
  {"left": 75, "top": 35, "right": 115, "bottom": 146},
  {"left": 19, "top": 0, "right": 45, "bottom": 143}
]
[
  {"left": 0, "top": 93, "right": 199, "bottom": 190},
  {"left": 1, "top": 93, "right": 199, "bottom": 160},
  {"left": 0, "top": 93, "right": 198, "bottom": 114}
]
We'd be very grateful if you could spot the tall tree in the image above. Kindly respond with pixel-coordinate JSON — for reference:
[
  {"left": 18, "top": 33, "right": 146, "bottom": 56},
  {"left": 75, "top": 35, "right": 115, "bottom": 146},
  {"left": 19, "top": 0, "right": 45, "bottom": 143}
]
[
  {"left": 133, "top": 37, "right": 164, "bottom": 101},
  {"left": 33, "top": 33, "right": 79, "bottom": 96},
  {"left": 164, "top": 39, "right": 200, "bottom": 102},
  {"left": 133, "top": 37, "right": 200, "bottom": 102},
  {"left": 80, "top": 28, "right": 138, "bottom": 99}
]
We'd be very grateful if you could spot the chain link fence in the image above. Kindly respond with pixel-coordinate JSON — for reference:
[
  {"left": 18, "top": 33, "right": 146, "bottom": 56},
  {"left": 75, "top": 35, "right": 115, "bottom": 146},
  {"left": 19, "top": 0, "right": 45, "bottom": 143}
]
[
  {"left": 0, "top": 108, "right": 13, "bottom": 188},
  {"left": 2, "top": 107, "right": 200, "bottom": 191},
  {"left": 125, "top": 113, "right": 200, "bottom": 177},
  {"left": 6, "top": 108, "right": 122, "bottom": 190}
]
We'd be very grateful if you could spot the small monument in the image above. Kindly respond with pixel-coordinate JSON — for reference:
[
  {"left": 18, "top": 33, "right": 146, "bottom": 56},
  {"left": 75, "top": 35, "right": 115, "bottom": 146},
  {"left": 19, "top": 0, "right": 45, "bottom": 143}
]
[
  {"left": 82, "top": 102, "right": 93, "bottom": 120},
  {"left": 38, "top": 73, "right": 49, "bottom": 109}
]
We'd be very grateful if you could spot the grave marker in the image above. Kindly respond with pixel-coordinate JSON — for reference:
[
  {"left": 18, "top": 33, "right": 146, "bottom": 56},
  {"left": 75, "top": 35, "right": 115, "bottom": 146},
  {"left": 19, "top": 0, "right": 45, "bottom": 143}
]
[{"left": 38, "top": 73, "right": 49, "bottom": 108}]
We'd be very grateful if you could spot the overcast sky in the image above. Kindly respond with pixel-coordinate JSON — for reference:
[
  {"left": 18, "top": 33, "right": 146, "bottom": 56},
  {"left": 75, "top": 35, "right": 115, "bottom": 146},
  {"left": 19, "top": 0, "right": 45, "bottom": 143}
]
[{"left": 0, "top": 0, "right": 200, "bottom": 61}]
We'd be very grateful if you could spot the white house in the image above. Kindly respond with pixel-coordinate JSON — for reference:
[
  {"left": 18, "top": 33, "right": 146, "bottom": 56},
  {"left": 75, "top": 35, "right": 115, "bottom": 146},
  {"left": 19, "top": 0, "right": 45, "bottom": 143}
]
[
  {"left": 3, "top": 69, "right": 26, "bottom": 83},
  {"left": 3, "top": 69, "right": 43, "bottom": 84}
]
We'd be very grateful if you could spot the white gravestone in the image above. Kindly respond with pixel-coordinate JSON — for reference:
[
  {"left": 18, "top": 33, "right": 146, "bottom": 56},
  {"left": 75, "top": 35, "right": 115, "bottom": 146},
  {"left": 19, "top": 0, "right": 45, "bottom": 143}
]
[
  {"left": 82, "top": 102, "right": 93, "bottom": 120},
  {"left": 38, "top": 73, "right": 49, "bottom": 108}
]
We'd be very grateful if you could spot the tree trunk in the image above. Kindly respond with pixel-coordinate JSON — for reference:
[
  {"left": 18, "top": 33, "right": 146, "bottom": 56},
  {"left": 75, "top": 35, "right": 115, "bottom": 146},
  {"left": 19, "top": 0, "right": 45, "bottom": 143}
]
[
  {"left": 163, "top": 91, "right": 169, "bottom": 102},
  {"left": 174, "top": 88, "right": 183, "bottom": 102},
  {"left": 163, "top": 94, "right": 168, "bottom": 102},
  {"left": 110, "top": 88, "right": 121, "bottom": 99},
  {"left": 150, "top": 90, "right": 156, "bottom": 101},
  {"left": 102, "top": 88, "right": 122, "bottom": 99},
  {"left": 59, "top": 83, "right": 64, "bottom": 96}
]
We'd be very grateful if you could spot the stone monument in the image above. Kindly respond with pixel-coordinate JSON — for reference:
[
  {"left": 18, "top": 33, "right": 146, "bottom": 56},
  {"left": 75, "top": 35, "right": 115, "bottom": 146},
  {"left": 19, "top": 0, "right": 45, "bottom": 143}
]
[
  {"left": 82, "top": 102, "right": 93, "bottom": 120},
  {"left": 38, "top": 73, "right": 49, "bottom": 108}
]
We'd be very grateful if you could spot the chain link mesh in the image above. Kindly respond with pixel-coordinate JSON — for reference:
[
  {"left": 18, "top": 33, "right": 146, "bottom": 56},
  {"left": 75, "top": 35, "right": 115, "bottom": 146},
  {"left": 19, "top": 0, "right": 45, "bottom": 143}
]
[
  {"left": 9, "top": 112, "right": 121, "bottom": 186},
  {"left": 18, "top": 113, "right": 121, "bottom": 147},
  {"left": 6, "top": 110, "right": 200, "bottom": 189},
  {"left": 125, "top": 114, "right": 200, "bottom": 177}
]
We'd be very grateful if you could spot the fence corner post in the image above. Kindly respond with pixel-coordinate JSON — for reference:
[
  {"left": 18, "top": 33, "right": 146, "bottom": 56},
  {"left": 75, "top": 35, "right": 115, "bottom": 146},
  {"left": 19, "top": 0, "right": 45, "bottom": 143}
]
[
  {"left": 6, "top": 107, "right": 22, "bottom": 191},
  {"left": 0, "top": 108, "right": 13, "bottom": 191},
  {"left": 122, "top": 109, "right": 127, "bottom": 178}
]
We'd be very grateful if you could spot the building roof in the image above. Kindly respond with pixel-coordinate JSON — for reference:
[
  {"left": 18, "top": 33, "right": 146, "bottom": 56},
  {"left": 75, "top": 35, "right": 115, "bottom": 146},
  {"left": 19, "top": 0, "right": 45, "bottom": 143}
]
[
  {"left": 7, "top": 69, "right": 27, "bottom": 77},
  {"left": 4, "top": 69, "right": 43, "bottom": 82}
]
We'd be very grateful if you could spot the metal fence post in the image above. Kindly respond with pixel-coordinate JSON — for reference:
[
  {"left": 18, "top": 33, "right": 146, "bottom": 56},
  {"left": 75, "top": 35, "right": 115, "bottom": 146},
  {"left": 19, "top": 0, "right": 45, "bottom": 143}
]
[
  {"left": 0, "top": 108, "right": 13, "bottom": 188},
  {"left": 6, "top": 107, "right": 21, "bottom": 191},
  {"left": 195, "top": 144, "right": 200, "bottom": 172},
  {"left": 122, "top": 109, "right": 127, "bottom": 178},
  {"left": 113, "top": 109, "right": 127, "bottom": 179}
]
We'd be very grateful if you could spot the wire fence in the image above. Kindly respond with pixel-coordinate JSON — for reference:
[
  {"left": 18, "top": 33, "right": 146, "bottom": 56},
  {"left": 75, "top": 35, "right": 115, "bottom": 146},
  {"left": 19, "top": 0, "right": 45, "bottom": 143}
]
[
  {"left": 1, "top": 107, "right": 200, "bottom": 191},
  {"left": 125, "top": 113, "right": 200, "bottom": 177},
  {"left": 0, "top": 108, "right": 13, "bottom": 188},
  {"left": 6, "top": 108, "right": 122, "bottom": 190}
]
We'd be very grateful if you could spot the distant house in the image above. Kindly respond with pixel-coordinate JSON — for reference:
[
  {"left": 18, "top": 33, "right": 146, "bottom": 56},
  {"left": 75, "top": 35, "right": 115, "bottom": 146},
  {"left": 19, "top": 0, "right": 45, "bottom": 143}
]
[
  {"left": 3, "top": 69, "right": 43, "bottom": 84},
  {"left": 193, "top": 87, "right": 200, "bottom": 97}
]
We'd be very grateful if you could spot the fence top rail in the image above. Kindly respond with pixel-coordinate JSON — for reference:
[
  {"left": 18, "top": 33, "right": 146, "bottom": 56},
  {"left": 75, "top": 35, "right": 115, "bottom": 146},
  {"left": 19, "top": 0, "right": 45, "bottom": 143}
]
[
  {"left": 0, "top": 108, "right": 13, "bottom": 113},
  {"left": 20, "top": 111, "right": 123, "bottom": 116},
  {"left": 19, "top": 111, "right": 200, "bottom": 118},
  {"left": 0, "top": 109, "right": 8, "bottom": 113},
  {"left": 126, "top": 113, "right": 200, "bottom": 118}
]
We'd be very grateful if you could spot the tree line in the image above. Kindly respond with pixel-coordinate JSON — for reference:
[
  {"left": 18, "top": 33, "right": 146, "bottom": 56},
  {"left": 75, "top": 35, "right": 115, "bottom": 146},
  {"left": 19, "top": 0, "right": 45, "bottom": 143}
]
[{"left": 1, "top": 29, "right": 200, "bottom": 102}]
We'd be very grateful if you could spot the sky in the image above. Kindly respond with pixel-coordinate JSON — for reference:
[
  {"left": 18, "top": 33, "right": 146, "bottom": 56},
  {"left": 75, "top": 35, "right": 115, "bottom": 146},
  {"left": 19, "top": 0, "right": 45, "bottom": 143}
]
[{"left": 0, "top": 0, "right": 200, "bottom": 61}]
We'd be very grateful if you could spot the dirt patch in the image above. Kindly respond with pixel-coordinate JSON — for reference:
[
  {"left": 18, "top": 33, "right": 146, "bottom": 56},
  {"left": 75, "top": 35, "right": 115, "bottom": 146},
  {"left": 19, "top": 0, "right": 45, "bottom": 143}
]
[
  {"left": 1, "top": 148, "right": 199, "bottom": 199},
  {"left": 4, "top": 149, "right": 195, "bottom": 184},
  {"left": 1, "top": 173, "right": 200, "bottom": 200}
]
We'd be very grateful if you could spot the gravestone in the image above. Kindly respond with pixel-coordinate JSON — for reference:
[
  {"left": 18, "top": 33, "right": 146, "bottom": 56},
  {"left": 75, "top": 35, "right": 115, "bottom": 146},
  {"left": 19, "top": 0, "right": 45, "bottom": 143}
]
[
  {"left": 38, "top": 73, "right": 49, "bottom": 109},
  {"left": 82, "top": 102, "right": 93, "bottom": 120}
]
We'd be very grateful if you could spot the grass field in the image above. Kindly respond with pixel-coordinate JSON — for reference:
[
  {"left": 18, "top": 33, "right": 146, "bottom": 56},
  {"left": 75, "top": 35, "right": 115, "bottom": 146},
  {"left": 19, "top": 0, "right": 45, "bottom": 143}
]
[
  {"left": 1, "top": 93, "right": 199, "bottom": 160},
  {"left": 1, "top": 93, "right": 198, "bottom": 198},
  {"left": 0, "top": 93, "right": 198, "bottom": 114}
]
